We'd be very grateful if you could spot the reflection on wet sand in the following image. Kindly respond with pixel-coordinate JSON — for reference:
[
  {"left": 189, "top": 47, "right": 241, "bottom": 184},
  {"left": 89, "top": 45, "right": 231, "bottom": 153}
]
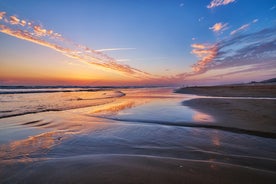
[
  {"left": 211, "top": 131, "right": 221, "bottom": 147},
  {"left": 91, "top": 100, "right": 137, "bottom": 115},
  {"left": 0, "top": 112, "right": 112, "bottom": 163},
  {"left": 0, "top": 131, "right": 59, "bottom": 161},
  {"left": 192, "top": 111, "right": 214, "bottom": 122}
]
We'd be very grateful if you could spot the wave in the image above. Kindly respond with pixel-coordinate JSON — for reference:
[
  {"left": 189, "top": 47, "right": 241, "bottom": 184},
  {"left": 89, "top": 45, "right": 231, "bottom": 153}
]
[
  {"left": 0, "top": 86, "right": 163, "bottom": 94},
  {"left": 0, "top": 88, "right": 102, "bottom": 94},
  {"left": 0, "top": 90, "right": 125, "bottom": 119}
]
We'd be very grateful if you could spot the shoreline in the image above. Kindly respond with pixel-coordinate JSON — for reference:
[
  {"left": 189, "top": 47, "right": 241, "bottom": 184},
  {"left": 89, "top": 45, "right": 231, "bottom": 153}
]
[{"left": 177, "top": 84, "right": 276, "bottom": 134}]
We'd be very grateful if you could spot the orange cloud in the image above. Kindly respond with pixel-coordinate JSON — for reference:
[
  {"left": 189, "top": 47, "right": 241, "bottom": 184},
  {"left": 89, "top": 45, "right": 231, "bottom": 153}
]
[
  {"left": 33, "top": 25, "right": 48, "bottom": 36},
  {"left": 209, "top": 22, "right": 228, "bottom": 33},
  {"left": 20, "top": 20, "right": 26, "bottom": 26},
  {"left": 0, "top": 12, "right": 154, "bottom": 79},
  {"left": 191, "top": 43, "right": 218, "bottom": 73},
  {"left": 10, "top": 15, "right": 20, "bottom": 25},
  {"left": 207, "top": 0, "right": 235, "bottom": 8}
]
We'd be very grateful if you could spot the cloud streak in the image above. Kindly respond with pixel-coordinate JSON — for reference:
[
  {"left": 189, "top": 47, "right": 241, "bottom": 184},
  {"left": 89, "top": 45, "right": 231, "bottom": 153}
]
[
  {"left": 0, "top": 12, "right": 153, "bottom": 79},
  {"left": 230, "top": 19, "right": 258, "bottom": 35},
  {"left": 207, "top": 0, "right": 235, "bottom": 8},
  {"left": 95, "top": 48, "right": 136, "bottom": 52},
  {"left": 169, "top": 26, "right": 276, "bottom": 86}
]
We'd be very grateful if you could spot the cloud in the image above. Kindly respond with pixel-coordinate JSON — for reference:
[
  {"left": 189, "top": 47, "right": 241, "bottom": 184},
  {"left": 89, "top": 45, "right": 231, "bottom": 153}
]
[
  {"left": 252, "top": 19, "right": 258, "bottom": 23},
  {"left": 171, "top": 26, "right": 276, "bottom": 85},
  {"left": 210, "top": 62, "right": 276, "bottom": 79},
  {"left": 193, "top": 26, "right": 276, "bottom": 76},
  {"left": 0, "top": 12, "right": 153, "bottom": 79},
  {"left": 33, "top": 25, "right": 48, "bottom": 36},
  {"left": 230, "top": 24, "right": 250, "bottom": 35},
  {"left": 230, "top": 19, "right": 258, "bottom": 35},
  {"left": 191, "top": 43, "right": 218, "bottom": 73},
  {"left": 209, "top": 22, "right": 228, "bottom": 33},
  {"left": 9, "top": 15, "right": 20, "bottom": 25},
  {"left": 95, "top": 48, "right": 136, "bottom": 52},
  {"left": 0, "top": 12, "right": 6, "bottom": 20},
  {"left": 179, "top": 3, "right": 184, "bottom": 7},
  {"left": 207, "top": 0, "right": 235, "bottom": 8}
]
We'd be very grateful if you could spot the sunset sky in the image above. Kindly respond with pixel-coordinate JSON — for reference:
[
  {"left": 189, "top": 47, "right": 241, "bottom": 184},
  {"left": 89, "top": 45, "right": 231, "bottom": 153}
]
[{"left": 0, "top": 0, "right": 275, "bottom": 86}]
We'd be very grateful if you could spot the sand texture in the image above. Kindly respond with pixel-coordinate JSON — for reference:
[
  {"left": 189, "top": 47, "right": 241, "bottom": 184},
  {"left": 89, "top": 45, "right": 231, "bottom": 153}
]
[
  {"left": 175, "top": 84, "right": 276, "bottom": 97},
  {"left": 177, "top": 84, "right": 276, "bottom": 135}
]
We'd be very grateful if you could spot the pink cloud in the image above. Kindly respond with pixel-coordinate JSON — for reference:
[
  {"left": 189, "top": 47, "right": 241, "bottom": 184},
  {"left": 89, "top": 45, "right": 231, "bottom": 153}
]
[{"left": 191, "top": 43, "right": 218, "bottom": 73}]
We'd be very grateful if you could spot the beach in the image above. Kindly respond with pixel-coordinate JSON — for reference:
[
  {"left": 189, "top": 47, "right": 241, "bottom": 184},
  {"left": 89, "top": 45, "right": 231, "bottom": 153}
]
[
  {"left": 176, "top": 84, "right": 276, "bottom": 135},
  {"left": 0, "top": 87, "right": 276, "bottom": 183},
  {"left": 175, "top": 84, "right": 276, "bottom": 97}
]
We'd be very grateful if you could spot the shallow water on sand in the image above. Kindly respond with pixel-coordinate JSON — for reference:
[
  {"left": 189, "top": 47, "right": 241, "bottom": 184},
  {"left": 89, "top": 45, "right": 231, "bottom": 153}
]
[{"left": 0, "top": 87, "right": 275, "bottom": 183}]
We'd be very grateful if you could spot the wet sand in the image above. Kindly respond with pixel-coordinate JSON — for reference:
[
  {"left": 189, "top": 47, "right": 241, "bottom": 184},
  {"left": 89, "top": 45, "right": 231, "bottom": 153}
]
[
  {"left": 175, "top": 84, "right": 276, "bottom": 97},
  {"left": 3, "top": 155, "right": 276, "bottom": 184},
  {"left": 177, "top": 84, "right": 276, "bottom": 134}
]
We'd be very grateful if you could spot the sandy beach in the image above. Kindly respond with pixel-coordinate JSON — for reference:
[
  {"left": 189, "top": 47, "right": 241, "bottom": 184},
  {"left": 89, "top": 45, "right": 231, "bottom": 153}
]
[
  {"left": 1, "top": 87, "right": 276, "bottom": 184},
  {"left": 177, "top": 84, "right": 276, "bottom": 135},
  {"left": 3, "top": 154, "right": 276, "bottom": 184},
  {"left": 175, "top": 84, "right": 276, "bottom": 97}
]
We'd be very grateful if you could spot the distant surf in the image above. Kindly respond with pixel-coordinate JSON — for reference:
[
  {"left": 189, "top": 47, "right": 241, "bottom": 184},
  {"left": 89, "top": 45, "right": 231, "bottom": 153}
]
[{"left": 0, "top": 87, "right": 125, "bottom": 118}]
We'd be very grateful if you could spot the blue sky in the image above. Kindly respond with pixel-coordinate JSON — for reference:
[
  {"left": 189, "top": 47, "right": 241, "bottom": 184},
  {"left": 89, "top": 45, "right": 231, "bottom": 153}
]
[{"left": 0, "top": 0, "right": 275, "bottom": 86}]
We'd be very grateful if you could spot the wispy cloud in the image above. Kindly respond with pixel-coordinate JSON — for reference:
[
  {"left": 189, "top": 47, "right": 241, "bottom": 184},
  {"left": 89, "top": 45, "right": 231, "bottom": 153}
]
[
  {"left": 95, "top": 48, "right": 136, "bottom": 52},
  {"left": 207, "top": 0, "right": 235, "bottom": 9},
  {"left": 230, "top": 19, "right": 258, "bottom": 35},
  {"left": 209, "top": 22, "right": 228, "bottom": 33},
  {"left": 0, "top": 12, "right": 153, "bottom": 79},
  {"left": 170, "top": 26, "right": 276, "bottom": 85},
  {"left": 190, "top": 26, "right": 276, "bottom": 77},
  {"left": 230, "top": 24, "right": 250, "bottom": 35}
]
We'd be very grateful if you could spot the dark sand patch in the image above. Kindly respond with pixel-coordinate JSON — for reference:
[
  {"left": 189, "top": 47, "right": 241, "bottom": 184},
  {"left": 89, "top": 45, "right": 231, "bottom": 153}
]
[
  {"left": 177, "top": 84, "right": 276, "bottom": 133},
  {"left": 2, "top": 154, "right": 276, "bottom": 184},
  {"left": 175, "top": 84, "right": 276, "bottom": 97},
  {"left": 181, "top": 98, "right": 276, "bottom": 134}
]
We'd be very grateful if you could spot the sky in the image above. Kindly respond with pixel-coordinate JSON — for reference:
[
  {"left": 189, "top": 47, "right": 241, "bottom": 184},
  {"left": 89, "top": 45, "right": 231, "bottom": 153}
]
[{"left": 0, "top": 0, "right": 275, "bottom": 86}]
